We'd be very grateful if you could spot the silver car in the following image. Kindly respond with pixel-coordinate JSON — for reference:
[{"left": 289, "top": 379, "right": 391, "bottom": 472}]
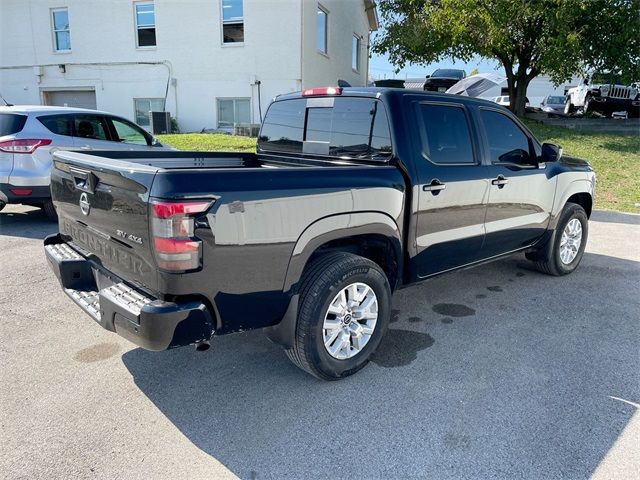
[
  {"left": 0, "top": 106, "right": 170, "bottom": 219},
  {"left": 540, "top": 95, "right": 566, "bottom": 115}
]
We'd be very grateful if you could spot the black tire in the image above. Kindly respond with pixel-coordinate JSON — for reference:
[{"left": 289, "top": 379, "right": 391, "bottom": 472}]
[
  {"left": 0, "top": 200, "right": 5, "bottom": 212},
  {"left": 530, "top": 203, "right": 588, "bottom": 276},
  {"left": 564, "top": 98, "right": 574, "bottom": 115},
  {"left": 583, "top": 95, "right": 592, "bottom": 114},
  {"left": 285, "top": 252, "right": 391, "bottom": 380},
  {"left": 42, "top": 201, "right": 58, "bottom": 221}
]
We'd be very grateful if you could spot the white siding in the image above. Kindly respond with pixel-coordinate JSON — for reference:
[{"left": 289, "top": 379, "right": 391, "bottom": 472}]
[
  {"left": 0, "top": 0, "right": 373, "bottom": 132},
  {"left": 301, "top": 0, "right": 370, "bottom": 88}
]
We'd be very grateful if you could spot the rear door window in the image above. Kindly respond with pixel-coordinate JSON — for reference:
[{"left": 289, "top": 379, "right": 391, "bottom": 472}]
[
  {"left": 38, "top": 114, "right": 74, "bottom": 137},
  {"left": 259, "top": 97, "right": 392, "bottom": 160},
  {"left": 0, "top": 114, "right": 27, "bottom": 136},
  {"left": 73, "top": 114, "right": 110, "bottom": 141},
  {"left": 417, "top": 103, "right": 475, "bottom": 165}
]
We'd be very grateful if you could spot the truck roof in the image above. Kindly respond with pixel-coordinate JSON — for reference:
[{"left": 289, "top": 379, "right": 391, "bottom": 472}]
[{"left": 274, "top": 87, "right": 500, "bottom": 109}]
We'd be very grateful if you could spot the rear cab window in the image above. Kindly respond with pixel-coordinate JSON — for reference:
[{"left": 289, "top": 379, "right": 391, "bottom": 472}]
[
  {"left": 258, "top": 96, "right": 392, "bottom": 161},
  {"left": 0, "top": 113, "right": 27, "bottom": 136}
]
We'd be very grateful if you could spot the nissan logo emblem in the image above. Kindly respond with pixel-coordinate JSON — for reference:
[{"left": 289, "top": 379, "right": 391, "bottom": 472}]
[{"left": 79, "top": 192, "right": 91, "bottom": 216}]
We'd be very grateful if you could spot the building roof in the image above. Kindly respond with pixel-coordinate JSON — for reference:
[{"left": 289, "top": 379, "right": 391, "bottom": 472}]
[{"left": 364, "top": 0, "right": 379, "bottom": 30}]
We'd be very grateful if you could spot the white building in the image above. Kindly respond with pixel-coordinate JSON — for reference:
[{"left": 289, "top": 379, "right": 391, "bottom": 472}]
[{"left": 0, "top": 0, "right": 377, "bottom": 132}]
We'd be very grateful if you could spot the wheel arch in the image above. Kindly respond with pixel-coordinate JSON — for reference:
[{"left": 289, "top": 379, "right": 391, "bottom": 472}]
[
  {"left": 566, "top": 192, "right": 593, "bottom": 218},
  {"left": 550, "top": 178, "right": 594, "bottom": 229},
  {"left": 283, "top": 212, "right": 403, "bottom": 294}
]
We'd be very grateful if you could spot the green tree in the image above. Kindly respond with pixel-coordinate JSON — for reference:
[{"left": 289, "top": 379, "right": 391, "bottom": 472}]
[{"left": 374, "top": 0, "right": 640, "bottom": 116}]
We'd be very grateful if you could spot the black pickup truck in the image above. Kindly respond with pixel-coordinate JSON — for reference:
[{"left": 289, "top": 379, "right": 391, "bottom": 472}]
[{"left": 44, "top": 87, "right": 596, "bottom": 380}]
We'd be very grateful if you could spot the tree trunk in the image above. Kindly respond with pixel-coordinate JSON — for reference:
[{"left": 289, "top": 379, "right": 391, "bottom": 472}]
[
  {"left": 505, "top": 73, "right": 531, "bottom": 117},
  {"left": 501, "top": 58, "right": 532, "bottom": 117}
]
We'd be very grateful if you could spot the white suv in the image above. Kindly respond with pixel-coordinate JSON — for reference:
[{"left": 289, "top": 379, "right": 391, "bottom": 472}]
[{"left": 0, "top": 106, "right": 170, "bottom": 220}]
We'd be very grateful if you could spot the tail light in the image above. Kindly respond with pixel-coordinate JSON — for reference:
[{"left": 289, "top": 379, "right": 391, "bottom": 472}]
[
  {"left": 150, "top": 200, "right": 212, "bottom": 271},
  {"left": 302, "top": 86, "right": 342, "bottom": 96},
  {"left": 0, "top": 139, "right": 52, "bottom": 154},
  {"left": 10, "top": 188, "right": 33, "bottom": 196}
]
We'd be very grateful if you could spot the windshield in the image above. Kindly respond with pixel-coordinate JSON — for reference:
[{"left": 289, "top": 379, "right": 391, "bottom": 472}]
[
  {"left": 546, "top": 96, "right": 565, "bottom": 105},
  {"left": 432, "top": 69, "right": 465, "bottom": 79}
]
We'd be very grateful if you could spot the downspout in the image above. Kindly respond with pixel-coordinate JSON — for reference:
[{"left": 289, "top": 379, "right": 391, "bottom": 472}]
[
  {"left": 365, "top": 32, "right": 371, "bottom": 86},
  {"left": 299, "top": 0, "right": 304, "bottom": 89}
]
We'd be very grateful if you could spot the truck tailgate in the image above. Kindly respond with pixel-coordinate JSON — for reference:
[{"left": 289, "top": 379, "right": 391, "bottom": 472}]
[{"left": 50, "top": 151, "right": 160, "bottom": 292}]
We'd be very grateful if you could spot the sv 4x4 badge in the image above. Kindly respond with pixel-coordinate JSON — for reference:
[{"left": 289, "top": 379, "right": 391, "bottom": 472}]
[{"left": 116, "top": 230, "right": 143, "bottom": 245}]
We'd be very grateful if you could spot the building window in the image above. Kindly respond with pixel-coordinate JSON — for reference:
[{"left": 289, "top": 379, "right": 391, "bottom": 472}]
[
  {"left": 135, "top": 2, "right": 156, "bottom": 47},
  {"left": 317, "top": 5, "right": 328, "bottom": 54},
  {"left": 217, "top": 98, "right": 250, "bottom": 128},
  {"left": 52, "top": 8, "right": 71, "bottom": 51},
  {"left": 352, "top": 35, "right": 360, "bottom": 71},
  {"left": 222, "top": 0, "right": 244, "bottom": 44},
  {"left": 134, "top": 98, "right": 164, "bottom": 126}
]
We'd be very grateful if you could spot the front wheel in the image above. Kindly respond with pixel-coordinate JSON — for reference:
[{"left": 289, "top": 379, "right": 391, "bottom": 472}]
[
  {"left": 564, "top": 98, "right": 574, "bottom": 115},
  {"left": 285, "top": 252, "right": 391, "bottom": 380},
  {"left": 529, "top": 203, "right": 588, "bottom": 276}
]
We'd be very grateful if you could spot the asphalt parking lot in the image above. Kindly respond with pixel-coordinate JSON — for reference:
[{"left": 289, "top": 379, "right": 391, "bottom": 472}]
[{"left": 1, "top": 204, "right": 638, "bottom": 480}]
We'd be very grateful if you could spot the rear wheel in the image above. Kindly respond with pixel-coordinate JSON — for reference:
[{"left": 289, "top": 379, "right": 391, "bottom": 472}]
[
  {"left": 529, "top": 203, "right": 588, "bottom": 276},
  {"left": 42, "top": 201, "right": 57, "bottom": 221},
  {"left": 285, "top": 252, "right": 391, "bottom": 380}
]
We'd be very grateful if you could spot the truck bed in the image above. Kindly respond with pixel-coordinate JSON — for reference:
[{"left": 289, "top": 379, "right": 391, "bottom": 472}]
[
  {"left": 49, "top": 148, "right": 406, "bottom": 335},
  {"left": 56, "top": 150, "right": 392, "bottom": 171}
]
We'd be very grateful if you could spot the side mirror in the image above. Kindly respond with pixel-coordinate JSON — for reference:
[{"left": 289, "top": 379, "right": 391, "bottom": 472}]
[
  {"left": 152, "top": 137, "right": 163, "bottom": 147},
  {"left": 541, "top": 143, "right": 562, "bottom": 163},
  {"left": 425, "top": 75, "right": 431, "bottom": 79}
]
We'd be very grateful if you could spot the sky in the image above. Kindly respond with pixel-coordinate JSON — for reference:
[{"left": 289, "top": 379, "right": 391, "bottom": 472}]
[{"left": 368, "top": 52, "right": 502, "bottom": 80}]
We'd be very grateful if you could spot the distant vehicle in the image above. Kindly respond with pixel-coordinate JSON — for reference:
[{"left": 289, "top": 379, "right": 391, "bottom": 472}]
[
  {"left": 541, "top": 96, "right": 566, "bottom": 115},
  {"left": 423, "top": 69, "right": 466, "bottom": 92},
  {"left": 45, "top": 87, "right": 595, "bottom": 380},
  {"left": 492, "top": 96, "right": 531, "bottom": 108},
  {"left": 0, "top": 106, "right": 170, "bottom": 219},
  {"left": 564, "top": 76, "right": 640, "bottom": 118}
]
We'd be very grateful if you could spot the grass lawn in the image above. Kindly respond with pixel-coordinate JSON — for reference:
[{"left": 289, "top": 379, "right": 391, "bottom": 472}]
[
  {"left": 157, "top": 133, "right": 256, "bottom": 152},
  {"left": 159, "top": 125, "right": 639, "bottom": 213},
  {"left": 523, "top": 120, "right": 639, "bottom": 213}
]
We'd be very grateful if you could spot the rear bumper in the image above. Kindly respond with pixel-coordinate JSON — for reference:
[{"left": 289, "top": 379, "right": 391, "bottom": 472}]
[
  {"left": 0, "top": 183, "right": 51, "bottom": 204},
  {"left": 44, "top": 234, "right": 214, "bottom": 351}
]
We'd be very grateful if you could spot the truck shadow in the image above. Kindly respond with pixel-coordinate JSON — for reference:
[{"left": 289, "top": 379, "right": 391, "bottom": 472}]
[
  {"left": 0, "top": 206, "right": 57, "bottom": 240},
  {"left": 121, "top": 251, "right": 639, "bottom": 479}
]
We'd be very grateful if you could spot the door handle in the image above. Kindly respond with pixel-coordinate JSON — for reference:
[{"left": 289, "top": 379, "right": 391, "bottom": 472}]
[
  {"left": 80, "top": 145, "right": 92, "bottom": 150},
  {"left": 492, "top": 175, "right": 509, "bottom": 188},
  {"left": 423, "top": 179, "right": 446, "bottom": 195}
]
